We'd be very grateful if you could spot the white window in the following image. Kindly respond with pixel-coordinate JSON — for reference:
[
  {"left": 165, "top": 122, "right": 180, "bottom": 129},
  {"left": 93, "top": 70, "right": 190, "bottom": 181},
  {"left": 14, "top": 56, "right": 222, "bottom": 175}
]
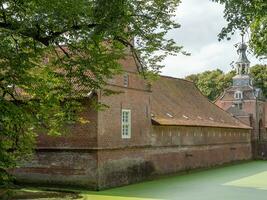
[
  {"left": 123, "top": 74, "right": 129, "bottom": 87},
  {"left": 234, "top": 91, "right": 243, "bottom": 100},
  {"left": 121, "top": 109, "right": 131, "bottom": 139}
]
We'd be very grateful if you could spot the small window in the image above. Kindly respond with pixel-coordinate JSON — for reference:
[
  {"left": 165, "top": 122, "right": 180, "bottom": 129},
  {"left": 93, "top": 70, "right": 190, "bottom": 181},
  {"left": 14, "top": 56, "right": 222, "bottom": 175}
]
[
  {"left": 234, "top": 103, "right": 243, "bottom": 110},
  {"left": 166, "top": 113, "right": 173, "bottom": 118},
  {"left": 123, "top": 74, "right": 129, "bottom": 87},
  {"left": 241, "top": 66, "right": 246, "bottom": 74},
  {"left": 234, "top": 91, "right": 243, "bottom": 100},
  {"left": 121, "top": 109, "right": 131, "bottom": 139}
]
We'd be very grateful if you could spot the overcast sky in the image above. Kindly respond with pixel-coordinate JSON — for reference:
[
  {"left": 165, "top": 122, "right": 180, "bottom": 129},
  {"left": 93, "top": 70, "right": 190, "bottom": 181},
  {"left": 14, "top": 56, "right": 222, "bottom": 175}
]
[{"left": 161, "top": 0, "right": 265, "bottom": 78}]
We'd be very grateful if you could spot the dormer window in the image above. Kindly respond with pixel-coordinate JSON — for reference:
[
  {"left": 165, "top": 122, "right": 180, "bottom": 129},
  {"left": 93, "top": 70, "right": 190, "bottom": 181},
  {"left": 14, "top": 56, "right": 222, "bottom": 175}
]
[
  {"left": 123, "top": 74, "right": 129, "bottom": 87},
  {"left": 234, "top": 91, "right": 243, "bottom": 100},
  {"left": 166, "top": 113, "right": 173, "bottom": 118}
]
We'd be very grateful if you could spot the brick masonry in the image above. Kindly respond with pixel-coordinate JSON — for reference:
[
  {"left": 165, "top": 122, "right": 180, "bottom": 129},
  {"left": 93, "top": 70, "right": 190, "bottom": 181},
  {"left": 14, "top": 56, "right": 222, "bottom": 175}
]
[
  {"left": 97, "top": 127, "right": 251, "bottom": 189},
  {"left": 12, "top": 56, "right": 253, "bottom": 189}
]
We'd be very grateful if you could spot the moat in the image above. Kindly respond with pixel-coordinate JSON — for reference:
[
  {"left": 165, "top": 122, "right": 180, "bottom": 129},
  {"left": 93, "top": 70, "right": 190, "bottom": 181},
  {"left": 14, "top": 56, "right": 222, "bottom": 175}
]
[{"left": 5, "top": 161, "right": 267, "bottom": 200}]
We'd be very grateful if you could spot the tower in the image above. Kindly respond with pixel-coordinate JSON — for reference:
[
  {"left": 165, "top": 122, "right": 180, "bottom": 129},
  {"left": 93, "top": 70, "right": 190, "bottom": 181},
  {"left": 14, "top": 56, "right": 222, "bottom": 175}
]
[
  {"left": 215, "top": 38, "right": 266, "bottom": 158},
  {"left": 233, "top": 41, "right": 251, "bottom": 87}
]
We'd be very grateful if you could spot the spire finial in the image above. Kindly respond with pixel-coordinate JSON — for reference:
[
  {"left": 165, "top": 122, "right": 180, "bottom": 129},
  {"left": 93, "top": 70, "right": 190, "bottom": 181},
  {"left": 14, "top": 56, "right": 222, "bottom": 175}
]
[
  {"left": 236, "top": 36, "right": 249, "bottom": 64},
  {"left": 234, "top": 35, "right": 250, "bottom": 77}
]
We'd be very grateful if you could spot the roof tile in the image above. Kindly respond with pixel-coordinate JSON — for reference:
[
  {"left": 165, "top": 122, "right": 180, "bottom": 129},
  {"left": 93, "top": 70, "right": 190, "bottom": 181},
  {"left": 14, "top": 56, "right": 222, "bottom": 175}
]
[{"left": 151, "top": 75, "right": 250, "bottom": 129}]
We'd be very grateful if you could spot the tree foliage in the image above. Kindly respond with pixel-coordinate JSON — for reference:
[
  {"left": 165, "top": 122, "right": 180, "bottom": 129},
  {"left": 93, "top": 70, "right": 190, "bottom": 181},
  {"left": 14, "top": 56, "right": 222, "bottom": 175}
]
[
  {"left": 212, "top": 0, "right": 267, "bottom": 58},
  {"left": 186, "top": 65, "right": 267, "bottom": 101},
  {"left": 0, "top": 0, "right": 183, "bottom": 186},
  {"left": 186, "top": 69, "right": 235, "bottom": 101},
  {"left": 250, "top": 64, "right": 267, "bottom": 97}
]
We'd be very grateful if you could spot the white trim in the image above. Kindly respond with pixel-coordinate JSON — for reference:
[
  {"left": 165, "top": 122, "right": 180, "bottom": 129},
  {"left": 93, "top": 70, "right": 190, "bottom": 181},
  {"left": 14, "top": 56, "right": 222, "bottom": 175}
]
[
  {"left": 121, "top": 109, "right": 131, "bottom": 139},
  {"left": 234, "top": 91, "right": 243, "bottom": 100}
]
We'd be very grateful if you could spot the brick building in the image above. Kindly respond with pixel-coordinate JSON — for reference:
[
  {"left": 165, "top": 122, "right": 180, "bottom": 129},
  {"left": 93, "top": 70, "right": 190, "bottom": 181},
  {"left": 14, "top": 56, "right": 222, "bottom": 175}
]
[
  {"left": 12, "top": 54, "right": 254, "bottom": 190},
  {"left": 215, "top": 41, "right": 266, "bottom": 157}
]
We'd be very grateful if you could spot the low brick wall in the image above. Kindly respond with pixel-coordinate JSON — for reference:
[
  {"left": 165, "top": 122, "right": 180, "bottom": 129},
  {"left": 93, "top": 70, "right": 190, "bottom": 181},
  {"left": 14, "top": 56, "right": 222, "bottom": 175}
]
[
  {"left": 12, "top": 142, "right": 252, "bottom": 190},
  {"left": 94, "top": 126, "right": 252, "bottom": 189},
  {"left": 258, "top": 141, "right": 267, "bottom": 159},
  {"left": 12, "top": 150, "right": 98, "bottom": 189},
  {"left": 97, "top": 143, "right": 252, "bottom": 189},
  {"left": 13, "top": 126, "right": 252, "bottom": 190}
]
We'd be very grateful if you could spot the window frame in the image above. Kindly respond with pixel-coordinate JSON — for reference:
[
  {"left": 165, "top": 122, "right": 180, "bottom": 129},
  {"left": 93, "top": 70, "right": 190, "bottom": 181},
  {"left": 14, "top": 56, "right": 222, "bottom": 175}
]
[
  {"left": 234, "top": 91, "right": 243, "bottom": 100},
  {"left": 121, "top": 109, "right": 131, "bottom": 139}
]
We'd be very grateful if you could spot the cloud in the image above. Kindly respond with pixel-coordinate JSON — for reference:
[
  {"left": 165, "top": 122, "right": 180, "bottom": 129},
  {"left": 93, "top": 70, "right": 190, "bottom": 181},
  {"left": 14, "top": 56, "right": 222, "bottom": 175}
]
[
  {"left": 161, "top": 0, "right": 264, "bottom": 78},
  {"left": 161, "top": 42, "right": 236, "bottom": 77}
]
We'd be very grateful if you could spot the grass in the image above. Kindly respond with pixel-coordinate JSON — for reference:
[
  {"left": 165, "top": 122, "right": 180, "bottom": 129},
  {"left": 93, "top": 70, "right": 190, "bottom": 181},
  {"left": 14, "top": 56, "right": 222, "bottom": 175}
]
[{"left": 5, "top": 160, "right": 267, "bottom": 200}]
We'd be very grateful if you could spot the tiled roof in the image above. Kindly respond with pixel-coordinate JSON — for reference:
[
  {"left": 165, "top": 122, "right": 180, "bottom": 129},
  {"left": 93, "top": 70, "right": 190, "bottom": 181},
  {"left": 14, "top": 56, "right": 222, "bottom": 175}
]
[
  {"left": 9, "top": 68, "right": 95, "bottom": 100},
  {"left": 217, "top": 85, "right": 265, "bottom": 101},
  {"left": 151, "top": 75, "right": 251, "bottom": 129},
  {"left": 218, "top": 86, "right": 256, "bottom": 101}
]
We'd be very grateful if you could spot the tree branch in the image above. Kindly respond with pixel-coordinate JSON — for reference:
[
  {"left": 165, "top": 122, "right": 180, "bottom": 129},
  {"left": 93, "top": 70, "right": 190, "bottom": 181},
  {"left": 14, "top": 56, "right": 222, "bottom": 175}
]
[
  {"left": 0, "top": 22, "right": 99, "bottom": 46},
  {"left": 114, "top": 36, "right": 145, "bottom": 76},
  {"left": 0, "top": 84, "right": 17, "bottom": 101}
]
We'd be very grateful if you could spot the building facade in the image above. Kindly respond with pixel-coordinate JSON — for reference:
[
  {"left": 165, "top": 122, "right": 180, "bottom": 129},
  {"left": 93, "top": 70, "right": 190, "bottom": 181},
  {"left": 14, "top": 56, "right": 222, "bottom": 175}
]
[
  {"left": 13, "top": 56, "right": 253, "bottom": 190},
  {"left": 215, "top": 41, "right": 266, "bottom": 157}
]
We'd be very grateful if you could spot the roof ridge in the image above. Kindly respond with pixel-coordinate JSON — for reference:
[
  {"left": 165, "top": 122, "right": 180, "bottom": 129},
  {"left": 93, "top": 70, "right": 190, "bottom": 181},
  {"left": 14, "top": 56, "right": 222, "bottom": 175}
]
[{"left": 159, "top": 74, "right": 194, "bottom": 83}]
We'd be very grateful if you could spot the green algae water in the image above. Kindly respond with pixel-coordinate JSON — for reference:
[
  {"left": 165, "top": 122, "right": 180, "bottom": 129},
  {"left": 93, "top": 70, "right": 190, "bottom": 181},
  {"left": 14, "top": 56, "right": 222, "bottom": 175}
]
[
  {"left": 82, "top": 161, "right": 267, "bottom": 200},
  {"left": 8, "top": 161, "right": 267, "bottom": 200}
]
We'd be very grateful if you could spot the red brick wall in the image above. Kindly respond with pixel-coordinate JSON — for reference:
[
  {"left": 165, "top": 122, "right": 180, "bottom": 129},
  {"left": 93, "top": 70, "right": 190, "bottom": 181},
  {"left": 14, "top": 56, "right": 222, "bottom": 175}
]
[
  {"left": 37, "top": 98, "right": 98, "bottom": 149},
  {"left": 96, "top": 126, "right": 252, "bottom": 189},
  {"left": 97, "top": 69, "right": 152, "bottom": 149},
  {"left": 97, "top": 144, "right": 251, "bottom": 189},
  {"left": 12, "top": 150, "right": 98, "bottom": 189},
  {"left": 216, "top": 95, "right": 266, "bottom": 143},
  {"left": 13, "top": 56, "right": 254, "bottom": 190}
]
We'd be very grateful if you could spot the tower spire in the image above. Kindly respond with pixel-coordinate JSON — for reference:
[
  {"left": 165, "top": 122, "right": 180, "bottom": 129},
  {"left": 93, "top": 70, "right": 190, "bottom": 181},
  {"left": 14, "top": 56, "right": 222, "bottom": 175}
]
[
  {"left": 236, "top": 37, "right": 250, "bottom": 75},
  {"left": 232, "top": 36, "right": 251, "bottom": 87}
]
